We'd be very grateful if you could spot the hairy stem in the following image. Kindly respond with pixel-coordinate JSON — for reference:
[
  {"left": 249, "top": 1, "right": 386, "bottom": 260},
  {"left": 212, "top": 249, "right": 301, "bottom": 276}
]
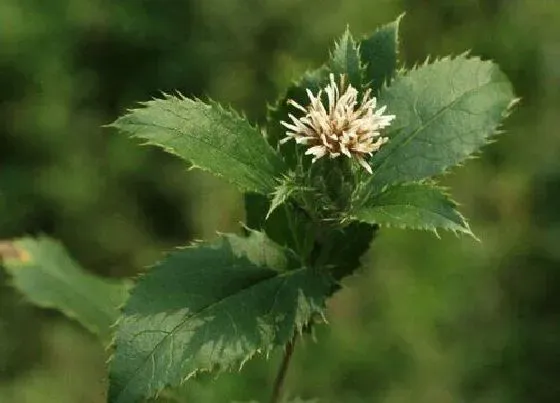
[{"left": 270, "top": 334, "right": 297, "bottom": 403}]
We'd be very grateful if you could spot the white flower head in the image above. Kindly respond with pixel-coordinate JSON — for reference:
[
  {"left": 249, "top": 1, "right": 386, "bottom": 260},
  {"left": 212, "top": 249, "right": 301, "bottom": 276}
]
[{"left": 280, "top": 73, "right": 395, "bottom": 174}]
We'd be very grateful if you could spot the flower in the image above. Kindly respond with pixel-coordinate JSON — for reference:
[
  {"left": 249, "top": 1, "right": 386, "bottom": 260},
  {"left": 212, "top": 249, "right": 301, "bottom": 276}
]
[{"left": 280, "top": 73, "right": 395, "bottom": 174}]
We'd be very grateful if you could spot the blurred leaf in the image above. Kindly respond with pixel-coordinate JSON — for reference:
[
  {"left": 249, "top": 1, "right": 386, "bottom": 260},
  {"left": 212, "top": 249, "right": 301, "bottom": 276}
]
[
  {"left": 330, "top": 28, "right": 363, "bottom": 88},
  {"left": 0, "top": 237, "right": 129, "bottom": 342},
  {"left": 111, "top": 95, "right": 286, "bottom": 194},
  {"left": 109, "top": 233, "right": 334, "bottom": 403},
  {"left": 360, "top": 14, "right": 403, "bottom": 93},
  {"left": 362, "top": 55, "right": 516, "bottom": 197},
  {"left": 352, "top": 183, "right": 472, "bottom": 236}
]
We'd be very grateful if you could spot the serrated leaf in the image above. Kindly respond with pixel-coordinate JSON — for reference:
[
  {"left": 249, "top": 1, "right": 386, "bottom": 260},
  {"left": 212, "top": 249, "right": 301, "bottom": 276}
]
[
  {"left": 360, "top": 13, "right": 403, "bottom": 93},
  {"left": 361, "top": 55, "right": 516, "bottom": 198},
  {"left": 111, "top": 95, "right": 286, "bottom": 194},
  {"left": 0, "top": 237, "right": 130, "bottom": 342},
  {"left": 330, "top": 28, "right": 363, "bottom": 88},
  {"left": 109, "top": 234, "right": 334, "bottom": 403},
  {"left": 267, "top": 176, "right": 298, "bottom": 219},
  {"left": 352, "top": 183, "right": 472, "bottom": 236}
]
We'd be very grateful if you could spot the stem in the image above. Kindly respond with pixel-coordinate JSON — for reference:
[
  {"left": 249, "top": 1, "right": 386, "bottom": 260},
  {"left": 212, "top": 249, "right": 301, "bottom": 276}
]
[{"left": 270, "top": 335, "right": 297, "bottom": 403}]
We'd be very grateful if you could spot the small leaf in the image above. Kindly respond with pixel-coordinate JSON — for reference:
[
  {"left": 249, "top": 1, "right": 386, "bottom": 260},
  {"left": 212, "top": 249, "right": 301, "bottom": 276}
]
[
  {"left": 111, "top": 95, "right": 286, "bottom": 194},
  {"left": 267, "top": 175, "right": 298, "bottom": 219},
  {"left": 266, "top": 174, "right": 313, "bottom": 219},
  {"left": 330, "top": 27, "right": 363, "bottom": 88},
  {"left": 360, "top": 13, "right": 404, "bottom": 93},
  {"left": 0, "top": 237, "right": 130, "bottom": 342},
  {"left": 352, "top": 183, "right": 473, "bottom": 236},
  {"left": 109, "top": 234, "right": 334, "bottom": 403},
  {"left": 361, "top": 55, "right": 516, "bottom": 198}
]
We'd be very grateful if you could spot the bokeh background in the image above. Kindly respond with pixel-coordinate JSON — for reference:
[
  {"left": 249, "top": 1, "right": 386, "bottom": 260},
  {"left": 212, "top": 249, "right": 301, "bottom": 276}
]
[{"left": 1, "top": 0, "right": 559, "bottom": 402}]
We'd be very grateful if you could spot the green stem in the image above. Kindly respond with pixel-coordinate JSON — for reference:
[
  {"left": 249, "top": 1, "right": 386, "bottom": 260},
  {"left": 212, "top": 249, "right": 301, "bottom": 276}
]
[
  {"left": 270, "top": 335, "right": 297, "bottom": 403},
  {"left": 284, "top": 204, "right": 302, "bottom": 259}
]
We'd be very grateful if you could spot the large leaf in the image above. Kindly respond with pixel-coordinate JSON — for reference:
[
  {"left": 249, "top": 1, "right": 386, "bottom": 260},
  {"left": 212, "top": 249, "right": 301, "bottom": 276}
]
[
  {"left": 360, "top": 14, "right": 403, "bottom": 93},
  {"left": 109, "top": 233, "right": 334, "bottom": 403},
  {"left": 0, "top": 237, "right": 129, "bottom": 342},
  {"left": 352, "top": 183, "right": 472, "bottom": 236},
  {"left": 330, "top": 28, "right": 363, "bottom": 89},
  {"left": 111, "top": 95, "right": 286, "bottom": 194},
  {"left": 361, "top": 55, "right": 516, "bottom": 199}
]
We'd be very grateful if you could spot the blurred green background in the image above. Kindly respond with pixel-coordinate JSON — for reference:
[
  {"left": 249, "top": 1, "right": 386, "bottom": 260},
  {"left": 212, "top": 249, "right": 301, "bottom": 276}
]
[{"left": 1, "top": 0, "right": 559, "bottom": 402}]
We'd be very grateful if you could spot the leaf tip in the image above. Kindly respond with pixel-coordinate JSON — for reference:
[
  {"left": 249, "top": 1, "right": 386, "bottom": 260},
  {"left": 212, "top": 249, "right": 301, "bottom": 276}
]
[{"left": 0, "top": 240, "right": 31, "bottom": 264}]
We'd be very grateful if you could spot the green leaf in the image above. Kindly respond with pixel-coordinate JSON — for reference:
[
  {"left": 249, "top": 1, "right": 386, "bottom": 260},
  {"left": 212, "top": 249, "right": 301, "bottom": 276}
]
[
  {"left": 244, "top": 192, "right": 315, "bottom": 261},
  {"left": 0, "top": 237, "right": 130, "bottom": 342},
  {"left": 360, "top": 13, "right": 403, "bottom": 93},
  {"left": 222, "top": 229, "right": 298, "bottom": 271},
  {"left": 267, "top": 175, "right": 298, "bottom": 219},
  {"left": 320, "top": 222, "right": 377, "bottom": 280},
  {"left": 362, "top": 55, "right": 516, "bottom": 197},
  {"left": 111, "top": 95, "right": 286, "bottom": 194},
  {"left": 352, "top": 183, "right": 473, "bottom": 236},
  {"left": 330, "top": 27, "right": 363, "bottom": 88},
  {"left": 109, "top": 234, "right": 334, "bottom": 403}
]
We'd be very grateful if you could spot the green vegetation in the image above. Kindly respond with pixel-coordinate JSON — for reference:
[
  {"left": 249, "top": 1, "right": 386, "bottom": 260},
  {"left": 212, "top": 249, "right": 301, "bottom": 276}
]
[{"left": 1, "top": 1, "right": 559, "bottom": 402}]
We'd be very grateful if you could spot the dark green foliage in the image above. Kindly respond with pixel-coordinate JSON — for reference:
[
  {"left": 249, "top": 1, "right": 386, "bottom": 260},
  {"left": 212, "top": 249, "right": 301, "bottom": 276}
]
[
  {"left": 330, "top": 29, "right": 363, "bottom": 89},
  {"left": 1, "top": 1, "right": 557, "bottom": 403},
  {"left": 109, "top": 234, "right": 334, "bottom": 403},
  {"left": 360, "top": 14, "right": 403, "bottom": 93}
]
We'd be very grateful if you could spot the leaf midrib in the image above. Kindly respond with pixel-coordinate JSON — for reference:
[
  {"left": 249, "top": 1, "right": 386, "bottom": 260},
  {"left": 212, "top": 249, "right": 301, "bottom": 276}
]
[
  {"left": 162, "top": 101, "right": 281, "bottom": 192},
  {"left": 113, "top": 266, "right": 309, "bottom": 401},
  {"left": 362, "top": 69, "right": 507, "bottom": 203}
]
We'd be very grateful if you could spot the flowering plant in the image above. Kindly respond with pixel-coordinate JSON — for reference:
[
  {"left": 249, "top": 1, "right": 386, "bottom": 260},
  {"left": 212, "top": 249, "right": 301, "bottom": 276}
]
[{"left": 0, "top": 16, "right": 516, "bottom": 403}]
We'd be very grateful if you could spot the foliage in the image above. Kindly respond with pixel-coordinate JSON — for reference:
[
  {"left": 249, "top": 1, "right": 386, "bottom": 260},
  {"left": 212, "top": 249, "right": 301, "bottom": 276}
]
[
  {"left": 3, "top": 1, "right": 558, "bottom": 403},
  {"left": 2, "top": 14, "right": 517, "bottom": 402},
  {"left": 110, "top": 234, "right": 333, "bottom": 403},
  {"left": 0, "top": 237, "right": 129, "bottom": 343}
]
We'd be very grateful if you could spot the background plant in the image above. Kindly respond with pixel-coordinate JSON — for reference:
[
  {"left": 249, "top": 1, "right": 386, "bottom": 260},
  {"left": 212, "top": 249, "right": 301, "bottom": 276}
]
[{"left": 1, "top": 1, "right": 559, "bottom": 403}]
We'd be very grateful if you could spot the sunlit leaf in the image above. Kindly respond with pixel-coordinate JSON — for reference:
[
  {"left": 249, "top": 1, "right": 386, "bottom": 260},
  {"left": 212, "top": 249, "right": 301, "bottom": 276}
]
[{"left": 109, "top": 233, "right": 334, "bottom": 403}]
